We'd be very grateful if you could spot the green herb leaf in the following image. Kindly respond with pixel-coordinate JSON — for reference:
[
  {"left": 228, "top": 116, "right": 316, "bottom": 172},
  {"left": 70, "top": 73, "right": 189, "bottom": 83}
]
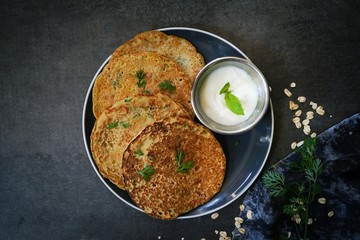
[
  {"left": 135, "top": 69, "right": 147, "bottom": 88},
  {"left": 176, "top": 149, "right": 184, "bottom": 168},
  {"left": 124, "top": 98, "right": 132, "bottom": 103},
  {"left": 107, "top": 122, "right": 119, "bottom": 129},
  {"left": 135, "top": 69, "right": 146, "bottom": 80},
  {"left": 175, "top": 149, "right": 194, "bottom": 174},
  {"left": 220, "top": 82, "right": 230, "bottom": 95},
  {"left": 134, "top": 149, "right": 144, "bottom": 156},
  {"left": 262, "top": 171, "right": 286, "bottom": 197},
  {"left": 262, "top": 137, "right": 323, "bottom": 240},
  {"left": 219, "top": 82, "right": 244, "bottom": 115},
  {"left": 177, "top": 160, "right": 194, "bottom": 173},
  {"left": 224, "top": 93, "right": 245, "bottom": 115},
  {"left": 132, "top": 113, "right": 141, "bottom": 119},
  {"left": 158, "top": 80, "right": 176, "bottom": 92},
  {"left": 143, "top": 89, "right": 151, "bottom": 95},
  {"left": 138, "top": 165, "right": 155, "bottom": 181},
  {"left": 107, "top": 121, "right": 131, "bottom": 129}
]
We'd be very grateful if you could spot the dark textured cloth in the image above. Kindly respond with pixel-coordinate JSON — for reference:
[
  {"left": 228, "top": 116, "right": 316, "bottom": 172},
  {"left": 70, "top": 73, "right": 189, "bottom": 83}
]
[{"left": 233, "top": 113, "right": 360, "bottom": 240}]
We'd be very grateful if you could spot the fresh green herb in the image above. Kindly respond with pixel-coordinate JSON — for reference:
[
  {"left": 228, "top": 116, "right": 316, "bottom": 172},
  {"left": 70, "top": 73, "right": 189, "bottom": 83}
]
[
  {"left": 112, "top": 79, "right": 120, "bottom": 87},
  {"left": 135, "top": 69, "right": 147, "bottom": 88},
  {"left": 177, "top": 160, "right": 194, "bottom": 173},
  {"left": 158, "top": 80, "right": 176, "bottom": 92},
  {"left": 112, "top": 72, "right": 122, "bottom": 88},
  {"left": 138, "top": 165, "right": 155, "bottom": 181},
  {"left": 175, "top": 149, "right": 194, "bottom": 173},
  {"left": 262, "top": 137, "right": 323, "bottom": 240},
  {"left": 107, "top": 121, "right": 131, "bottom": 129},
  {"left": 219, "top": 82, "right": 244, "bottom": 115},
  {"left": 107, "top": 122, "right": 118, "bottom": 129},
  {"left": 220, "top": 82, "right": 230, "bottom": 94},
  {"left": 262, "top": 170, "right": 286, "bottom": 197},
  {"left": 124, "top": 98, "right": 132, "bottom": 103},
  {"left": 121, "top": 122, "right": 131, "bottom": 129},
  {"left": 132, "top": 113, "right": 141, "bottom": 119},
  {"left": 143, "top": 89, "right": 152, "bottom": 95},
  {"left": 134, "top": 149, "right": 144, "bottom": 156}
]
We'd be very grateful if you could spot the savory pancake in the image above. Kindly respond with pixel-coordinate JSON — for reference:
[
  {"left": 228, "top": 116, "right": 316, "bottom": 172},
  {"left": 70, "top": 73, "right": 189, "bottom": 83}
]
[
  {"left": 111, "top": 30, "right": 205, "bottom": 83},
  {"left": 122, "top": 117, "right": 226, "bottom": 220},
  {"left": 92, "top": 52, "right": 193, "bottom": 119},
  {"left": 90, "top": 94, "right": 190, "bottom": 190}
]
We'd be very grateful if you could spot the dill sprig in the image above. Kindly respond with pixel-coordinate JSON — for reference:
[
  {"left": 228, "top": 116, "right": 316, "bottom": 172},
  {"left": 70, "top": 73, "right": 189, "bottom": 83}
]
[{"left": 262, "top": 137, "right": 323, "bottom": 240}]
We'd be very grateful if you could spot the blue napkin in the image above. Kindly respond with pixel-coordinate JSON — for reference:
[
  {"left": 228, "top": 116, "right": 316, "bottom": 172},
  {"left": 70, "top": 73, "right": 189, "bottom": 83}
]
[{"left": 232, "top": 113, "right": 360, "bottom": 240}]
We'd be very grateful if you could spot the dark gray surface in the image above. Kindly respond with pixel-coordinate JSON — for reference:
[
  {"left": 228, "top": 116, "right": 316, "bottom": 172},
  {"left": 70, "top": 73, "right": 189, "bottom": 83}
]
[{"left": 1, "top": 1, "right": 359, "bottom": 239}]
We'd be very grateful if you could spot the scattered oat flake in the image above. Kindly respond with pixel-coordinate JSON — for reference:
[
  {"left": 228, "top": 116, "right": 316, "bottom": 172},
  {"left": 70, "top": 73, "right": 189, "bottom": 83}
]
[
  {"left": 287, "top": 231, "right": 292, "bottom": 238},
  {"left": 215, "top": 230, "right": 219, "bottom": 234},
  {"left": 235, "top": 221, "right": 241, "bottom": 228},
  {"left": 158, "top": 236, "right": 161, "bottom": 239},
  {"left": 292, "top": 117, "right": 300, "bottom": 123},
  {"left": 312, "top": 103, "right": 318, "bottom": 110},
  {"left": 235, "top": 217, "right": 244, "bottom": 223},
  {"left": 328, "top": 211, "right": 334, "bottom": 217},
  {"left": 238, "top": 228, "right": 246, "bottom": 234},
  {"left": 246, "top": 210, "right": 253, "bottom": 219},
  {"left": 318, "top": 197, "right": 326, "bottom": 204},
  {"left": 239, "top": 204, "right": 245, "bottom": 211},
  {"left": 316, "top": 106, "right": 325, "bottom": 115},
  {"left": 306, "top": 111, "right": 314, "bottom": 119},
  {"left": 284, "top": 88, "right": 292, "bottom": 97},
  {"left": 289, "top": 101, "right": 299, "bottom": 110},
  {"left": 211, "top": 212, "right": 219, "bottom": 219},
  {"left": 295, "top": 122, "right": 302, "bottom": 129},
  {"left": 302, "top": 119, "right": 310, "bottom": 125},
  {"left": 297, "top": 96, "right": 306, "bottom": 103},
  {"left": 269, "top": 86, "right": 272, "bottom": 92},
  {"left": 303, "top": 125, "right": 311, "bottom": 135},
  {"left": 311, "top": 132, "right": 317, "bottom": 138},
  {"left": 297, "top": 141, "right": 304, "bottom": 147},
  {"left": 308, "top": 218, "right": 313, "bottom": 225},
  {"left": 295, "top": 110, "right": 302, "bottom": 117},
  {"left": 219, "top": 231, "right": 227, "bottom": 237},
  {"left": 291, "top": 142, "right": 297, "bottom": 149},
  {"left": 290, "top": 82, "right": 296, "bottom": 88}
]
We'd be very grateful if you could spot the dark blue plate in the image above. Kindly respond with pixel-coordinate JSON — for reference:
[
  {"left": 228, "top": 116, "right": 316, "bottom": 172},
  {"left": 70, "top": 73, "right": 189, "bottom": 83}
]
[{"left": 82, "top": 27, "right": 274, "bottom": 219}]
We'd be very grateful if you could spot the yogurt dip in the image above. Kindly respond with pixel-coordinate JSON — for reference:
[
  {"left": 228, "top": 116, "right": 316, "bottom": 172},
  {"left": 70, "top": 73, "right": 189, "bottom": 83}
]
[{"left": 199, "top": 66, "right": 259, "bottom": 126}]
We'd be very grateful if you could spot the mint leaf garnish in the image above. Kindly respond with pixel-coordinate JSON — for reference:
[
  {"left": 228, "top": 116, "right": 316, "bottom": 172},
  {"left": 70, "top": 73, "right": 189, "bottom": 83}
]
[
  {"left": 220, "top": 82, "right": 230, "bottom": 95},
  {"left": 219, "top": 82, "right": 245, "bottom": 116}
]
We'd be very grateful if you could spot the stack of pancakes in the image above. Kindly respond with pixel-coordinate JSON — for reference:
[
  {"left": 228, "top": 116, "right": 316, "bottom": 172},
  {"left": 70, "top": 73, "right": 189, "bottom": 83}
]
[{"left": 90, "top": 30, "right": 226, "bottom": 220}]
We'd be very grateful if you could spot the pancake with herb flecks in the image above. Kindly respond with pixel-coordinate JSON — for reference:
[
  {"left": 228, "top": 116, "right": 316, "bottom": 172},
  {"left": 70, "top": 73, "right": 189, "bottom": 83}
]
[
  {"left": 122, "top": 117, "right": 226, "bottom": 220},
  {"left": 90, "top": 94, "right": 190, "bottom": 190},
  {"left": 111, "top": 30, "right": 205, "bottom": 83},
  {"left": 92, "top": 51, "right": 193, "bottom": 119}
]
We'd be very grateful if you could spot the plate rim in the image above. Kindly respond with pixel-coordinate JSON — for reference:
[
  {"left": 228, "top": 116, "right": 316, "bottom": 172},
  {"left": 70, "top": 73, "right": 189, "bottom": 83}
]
[{"left": 81, "top": 27, "right": 274, "bottom": 219}]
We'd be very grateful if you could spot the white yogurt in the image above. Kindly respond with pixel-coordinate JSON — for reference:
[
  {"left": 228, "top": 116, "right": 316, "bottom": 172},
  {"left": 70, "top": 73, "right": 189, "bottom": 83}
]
[{"left": 199, "top": 66, "right": 259, "bottom": 126}]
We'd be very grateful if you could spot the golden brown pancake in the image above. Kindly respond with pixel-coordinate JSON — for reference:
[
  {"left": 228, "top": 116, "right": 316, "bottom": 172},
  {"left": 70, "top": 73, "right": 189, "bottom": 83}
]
[
  {"left": 122, "top": 117, "right": 226, "bottom": 220},
  {"left": 111, "top": 30, "right": 205, "bottom": 83},
  {"left": 90, "top": 94, "right": 190, "bottom": 190},
  {"left": 92, "top": 52, "right": 193, "bottom": 119}
]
